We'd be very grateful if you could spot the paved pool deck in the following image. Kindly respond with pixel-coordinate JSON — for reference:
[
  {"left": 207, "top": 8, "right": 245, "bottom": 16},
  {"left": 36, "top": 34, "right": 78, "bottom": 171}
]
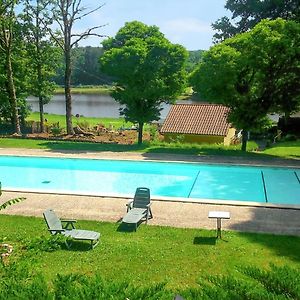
[{"left": 0, "top": 148, "right": 300, "bottom": 236}]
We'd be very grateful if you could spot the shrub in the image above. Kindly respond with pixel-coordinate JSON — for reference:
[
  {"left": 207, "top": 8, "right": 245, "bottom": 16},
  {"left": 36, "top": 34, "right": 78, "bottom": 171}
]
[
  {"left": 282, "top": 134, "right": 297, "bottom": 141},
  {"left": 23, "top": 235, "right": 67, "bottom": 252},
  {"left": 50, "top": 122, "right": 63, "bottom": 136},
  {"left": 76, "top": 120, "right": 91, "bottom": 131}
]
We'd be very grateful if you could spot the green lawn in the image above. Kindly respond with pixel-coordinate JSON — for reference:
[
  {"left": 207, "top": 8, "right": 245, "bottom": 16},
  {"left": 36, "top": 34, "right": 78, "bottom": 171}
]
[
  {"left": 1, "top": 137, "right": 299, "bottom": 160},
  {"left": 1, "top": 214, "right": 300, "bottom": 289},
  {"left": 262, "top": 140, "right": 300, "bottom": 159},
  {"left": 27, "top": 112, "right": 129, "bottom": 129}
]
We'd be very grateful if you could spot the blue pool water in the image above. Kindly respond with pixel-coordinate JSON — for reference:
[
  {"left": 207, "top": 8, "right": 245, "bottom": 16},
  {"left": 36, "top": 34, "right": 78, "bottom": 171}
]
[{"left": 0, "top": 155, "right": 299, "bottom": 205}]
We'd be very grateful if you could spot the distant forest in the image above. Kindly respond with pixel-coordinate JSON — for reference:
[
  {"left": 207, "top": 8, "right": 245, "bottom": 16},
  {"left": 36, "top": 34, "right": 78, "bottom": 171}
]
[{"left": 52, "top": 46, "right": 205, "bottom": 86}]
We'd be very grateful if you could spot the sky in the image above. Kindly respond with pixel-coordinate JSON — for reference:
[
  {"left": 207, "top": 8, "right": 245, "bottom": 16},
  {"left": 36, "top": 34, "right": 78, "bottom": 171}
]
[{"left": 75, "top": 0, "right": 230, "bottom": 51}]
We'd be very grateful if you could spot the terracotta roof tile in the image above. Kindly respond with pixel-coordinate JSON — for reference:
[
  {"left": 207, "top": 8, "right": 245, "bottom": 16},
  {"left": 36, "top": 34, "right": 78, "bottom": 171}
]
[{"left": 160, "top": 104, "right": 231, "bottom": 136}]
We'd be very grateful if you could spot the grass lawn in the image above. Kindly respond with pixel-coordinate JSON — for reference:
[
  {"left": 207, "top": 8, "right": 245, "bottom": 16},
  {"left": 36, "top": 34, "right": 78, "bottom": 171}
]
[
  {"left": 1, "top": 214, "right": 300, "bottom": 289},
  {"left": 27, "top": 112, "right": 129, "bottom": 129},
  {"left": 262, "top": 140, "right": 300, "bottom": 159},
  {"left": 1, "top": 137, "right": 299, "bottom": 160}
]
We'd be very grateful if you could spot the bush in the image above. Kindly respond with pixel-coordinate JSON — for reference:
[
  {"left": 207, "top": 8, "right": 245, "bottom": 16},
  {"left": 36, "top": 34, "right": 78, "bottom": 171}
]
[
  {"left": 0, "top": 262, "right": 299, "bottom": 299},
  {"left": 50, "top": 122, "right": 63, "bottom": 136},
  {"left": 76, "top": 120, "right": 91, "bottom": 131},
  {"left": 23, "top": 235, "right": 66, "bottom": 252},
  {"left": 282, "top": 134, "right": 297, "bottom": 141}
]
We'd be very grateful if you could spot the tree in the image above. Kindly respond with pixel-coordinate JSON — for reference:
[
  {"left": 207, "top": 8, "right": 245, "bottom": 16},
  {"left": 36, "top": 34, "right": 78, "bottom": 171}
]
[
  {"left": 22, "top": 0, "right": 61, "bottom": 133},
  {"left": 212, "top": 0, "right": 300, "bottom": 42},
  {"left": 191, "top": 19, "right": 300, "bottom": 151},
  {"left": 0, "top": 0, "right": 21, "bottom": 134},
  {"left": 42, "top": 0, "right": 105, "bottom": 134},
  {"left": 100, "top": 21, "right": 188, "bottom": 144},
  {"left": 186, "top": 50, "right": 205, "bottom": 73}
]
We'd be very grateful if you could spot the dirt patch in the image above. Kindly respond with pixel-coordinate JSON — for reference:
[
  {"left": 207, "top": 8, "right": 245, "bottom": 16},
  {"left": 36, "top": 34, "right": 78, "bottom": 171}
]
[{"left": 25, "top": 130, "right": 152, "bottom": 145}]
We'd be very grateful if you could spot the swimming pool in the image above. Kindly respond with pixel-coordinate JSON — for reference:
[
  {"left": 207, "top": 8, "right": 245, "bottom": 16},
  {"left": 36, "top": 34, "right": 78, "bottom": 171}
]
[{"left": 0, "top": 155, "right": 299, "bottom": 206}]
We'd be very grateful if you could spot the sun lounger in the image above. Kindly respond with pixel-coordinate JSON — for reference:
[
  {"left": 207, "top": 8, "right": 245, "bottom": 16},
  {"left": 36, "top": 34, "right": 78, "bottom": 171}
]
[
  {"left": 122, "top": 187, "right": 153, "bottom": 231},
  {"left": 43, "top": 209, "right": 100, "bottom": 249}
]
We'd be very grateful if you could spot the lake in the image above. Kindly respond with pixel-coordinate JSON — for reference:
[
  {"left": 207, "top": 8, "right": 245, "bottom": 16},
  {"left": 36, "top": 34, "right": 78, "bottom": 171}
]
[{"left": 27, "top": 94, "right": 194, "bottom": 120}]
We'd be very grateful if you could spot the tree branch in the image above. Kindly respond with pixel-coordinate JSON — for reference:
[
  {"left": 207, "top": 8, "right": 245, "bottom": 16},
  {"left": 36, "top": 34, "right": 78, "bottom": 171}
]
[
  {"left": 70, "top": 24, "right": 107, "bottom": 47},
  {"left": 73, "top": 3, "right": 105, "bottom": 22}
]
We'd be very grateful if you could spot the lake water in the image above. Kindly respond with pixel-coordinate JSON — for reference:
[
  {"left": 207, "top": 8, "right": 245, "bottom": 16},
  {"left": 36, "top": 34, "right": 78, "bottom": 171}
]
[{"left": 27, "top": 94, "right": 194, "bottom": 120}]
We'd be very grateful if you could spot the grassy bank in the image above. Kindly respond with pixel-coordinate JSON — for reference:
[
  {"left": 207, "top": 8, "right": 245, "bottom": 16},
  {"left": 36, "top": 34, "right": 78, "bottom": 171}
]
[
  {"left": 1, "top": 214, "right": 300, "bottom": 289},
  {"left": 26, "top": 112, "right": 128, "bottom": 129},
  {"left": 53, "top": 85, "right": 196, "bottom": 100},
  {"left": 54, "top": 85, "right": 113, "bottom": 95}
]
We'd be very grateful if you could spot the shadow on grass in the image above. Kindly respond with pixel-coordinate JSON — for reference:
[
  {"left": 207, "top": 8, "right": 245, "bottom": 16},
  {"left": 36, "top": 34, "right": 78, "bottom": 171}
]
[
  {"left": 230, "top": 208, "right": 300, "bottom": 262},
  {"left": 116, "top": 222, "right": 138, "bottom": 233},
  {"left": 193, "top": 236, "right": 217, "bottom": 245},
  {"left": 35, "top": 140, "right": 300, "bottom": 164},
  {"left": 37, "top": 140, "right": 148, "bottom": 153},
  {"left": 1, "top": 137, "right": 299, "bottom": 164},
  {"left": 59, "top": 241, "right": 95, "bottom": 252}
]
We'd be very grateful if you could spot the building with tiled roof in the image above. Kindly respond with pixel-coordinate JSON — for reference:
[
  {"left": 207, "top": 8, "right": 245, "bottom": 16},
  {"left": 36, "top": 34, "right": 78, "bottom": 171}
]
[{"left": 160, "top": 104, "right": 236, "bottom": 145}]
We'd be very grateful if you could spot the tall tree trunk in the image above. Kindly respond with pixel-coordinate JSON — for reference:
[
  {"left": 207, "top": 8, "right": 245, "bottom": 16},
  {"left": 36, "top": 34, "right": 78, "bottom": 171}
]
[
  {"left": 38, "top": 95, "right": 44, "bottom": 132},
  {"left": 36, "top": 0, "right": 44, "bottom": 133},
  {"left": 37, "top": 54, "right": 45, "bottom": 132},
  {"left": 37, "top": 41, "right": 44, "bottom": 132},
  {"left": 5, "top": 47, "right": 21, "bottom": 135},
  {"left": 138, "top": 122, "right": 144, "bottom": 145},
  {"left": 241, "top": 129, "right": 248, "bottom": 151},
  {"left": 284, "top": 111, "right": 290, "bottom": 126},
  {"left": 64, "top": 48, "right": 74, "bottom": 135}
]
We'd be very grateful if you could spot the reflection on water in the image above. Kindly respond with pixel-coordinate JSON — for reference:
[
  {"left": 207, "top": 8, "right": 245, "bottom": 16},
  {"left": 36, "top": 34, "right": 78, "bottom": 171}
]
[{"left": 27, "top": 94, "right": 194, "bottom": 120}]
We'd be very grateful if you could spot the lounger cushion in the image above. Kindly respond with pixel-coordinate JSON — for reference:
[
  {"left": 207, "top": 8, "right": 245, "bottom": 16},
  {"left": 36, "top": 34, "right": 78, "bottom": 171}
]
[
  {"left": 63, "top": 229, "right": 100, "bottom": 241},
  {"left": 122, "top": 208, "right": 147, "bottom": 224}
]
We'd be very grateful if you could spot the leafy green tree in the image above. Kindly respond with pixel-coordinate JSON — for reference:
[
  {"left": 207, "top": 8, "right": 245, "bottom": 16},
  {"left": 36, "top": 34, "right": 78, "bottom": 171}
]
[
  {"left": 186, "top": 50, "right": 205, "bottom": 73},
  {"left": 71, "top": 46, "right": 112, "bottom": 85},
  {"left": 0, "top": 0, "right": 21, "bottom": 134},
  {"left": 213, "top": 0, "right": 300, "bottom": 42},
  {"left": 100, "top": 21, "right": 188, "bottom": 144},
  {"left": 22, "top": 0, "right": 61, "bottom": 133},
  {"left": 191, "top": 19, "right": 300, "bottom": 151}
]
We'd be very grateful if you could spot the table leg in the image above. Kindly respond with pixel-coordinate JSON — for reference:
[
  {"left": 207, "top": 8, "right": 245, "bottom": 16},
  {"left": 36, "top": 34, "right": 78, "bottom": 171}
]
[{"left": 217, "top": 218, "right": 222, "bottom": 238}]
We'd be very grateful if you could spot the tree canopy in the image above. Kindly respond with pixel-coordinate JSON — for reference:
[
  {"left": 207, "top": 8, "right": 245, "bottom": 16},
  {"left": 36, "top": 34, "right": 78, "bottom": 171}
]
[
  {"left": 100, "top": 21, "right": 188, "bottom": 144},
  {"left": 191, "top": 18, "right": 300, "bottom": 150},
  {"left": 212, "top": 0, "right": 300, "bottom": 42}
]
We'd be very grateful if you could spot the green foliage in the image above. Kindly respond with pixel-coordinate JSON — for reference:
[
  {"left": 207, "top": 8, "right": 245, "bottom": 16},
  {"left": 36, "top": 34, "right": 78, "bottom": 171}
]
[
  {"left": 191, "top": 19, "right": 300, "bottom": 150},
  {"left": 0, "top": 197, "right": 25, "bottom": 211},
  {"left": 0, "top": 182, "right": 25, "bottom": 211},
  {"left": 100, "top": 21, "right": 188, "bottom": 144},
  {"left": 186, "top": 50, "right": 205, "bottom": 73},
  {"left": 24, "top": 235, "right": 66, "bottom": 252},
  {"left": 53, "top": 274, "right": 171, "bottom": 300},
  {"left": 242, "top": 264, "right": 300, "bottom": 298},
  {"left": 52, "top": 47, "right": 113, "bottom": 86},
  {"left": 49, "top": 122, "right": 63, "bottom": 135},
  {"left": 0, "top": 1, "right": 30, "bottom": 131},
  {"left": 1, "top": 255, "right": 300, "bottom": 299},
  {"left": 22, "top": 0, "right": 61, "bottom": 105},
  {"left": 212, "top": 0, "right": 300, "bottom": 42},
  {"left": 76, "top": 120, "right": 91, "bottom": 131},
  {"left": 0, "top": 262, "right": 52, "bottom": 300}
]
